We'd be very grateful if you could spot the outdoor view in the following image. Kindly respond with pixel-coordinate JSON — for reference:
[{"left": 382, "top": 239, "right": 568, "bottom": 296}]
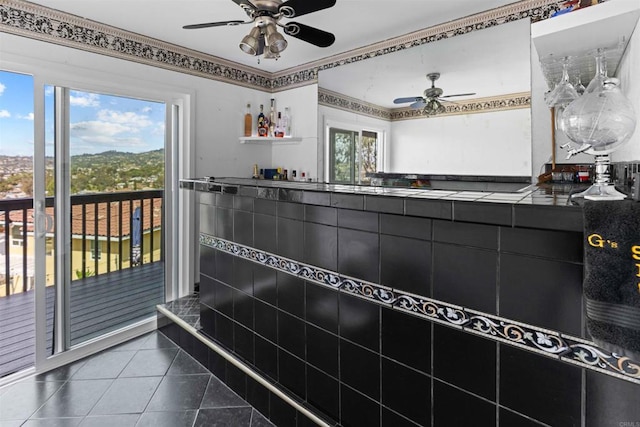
[{"left": 0, "top": 69, "right": 168, "bottom": 376}]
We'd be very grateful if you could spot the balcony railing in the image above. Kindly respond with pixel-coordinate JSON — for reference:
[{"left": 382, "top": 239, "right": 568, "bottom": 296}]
[{"left": 0, "top": 190, "right": 164, "bottom": 297}]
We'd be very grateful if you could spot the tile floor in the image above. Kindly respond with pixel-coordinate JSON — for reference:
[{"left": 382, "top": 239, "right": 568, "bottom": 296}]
[{"left": 0, "top": 331, "right": 274, "bottom": 427}]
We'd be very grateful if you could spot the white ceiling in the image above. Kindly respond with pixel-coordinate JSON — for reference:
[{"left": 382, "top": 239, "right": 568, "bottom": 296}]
[{"left": 28, "top": 0, "right": 521, "bottom": 74}]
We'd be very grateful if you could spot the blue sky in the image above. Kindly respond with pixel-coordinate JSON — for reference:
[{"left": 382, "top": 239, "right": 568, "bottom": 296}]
[{"left": 0, "top": 70, "right": 166, "bottom": 157}]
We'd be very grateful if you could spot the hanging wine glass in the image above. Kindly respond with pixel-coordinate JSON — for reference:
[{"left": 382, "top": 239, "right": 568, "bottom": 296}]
[
  {"left": 544, "top": 56, "right": 579, "bottom": 108},
  {"left": 574, "top": 71, "right": 586, "bottom": 95},
  {"left": 560, "top": 49, "right": 637, "bottom": 201}
]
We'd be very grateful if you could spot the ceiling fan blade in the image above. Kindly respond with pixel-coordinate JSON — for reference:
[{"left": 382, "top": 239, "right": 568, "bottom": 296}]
[
  {"left": 440, "top": 92, "right": 476, "bottom": 98},
  {"left": 410, "top": 100, "right": 427, "bottom": 109},
  {"left": 393, "top": 97, "right": 422, "bottom": 105},
  {"left": 183, "top": 20, "right": 246, "bottom": 29},
  {"left": 283, "top": 22, "right": 335, "bottom": 48},
  {"left": 231, "top": 0, "right": 257, "bottom": 11},
  {"left": 278, "top": 0, "right": 336, "bottom": 18}
]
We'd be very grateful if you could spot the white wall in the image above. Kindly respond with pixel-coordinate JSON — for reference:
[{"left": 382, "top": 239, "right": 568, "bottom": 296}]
[{"left": 389, "top": 109, "right": 532, "bottom": 176}]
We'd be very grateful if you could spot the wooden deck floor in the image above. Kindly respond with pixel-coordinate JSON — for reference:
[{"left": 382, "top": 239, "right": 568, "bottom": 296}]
[{"left": 0, "top": 262, "right": 164, "bottom": 378}]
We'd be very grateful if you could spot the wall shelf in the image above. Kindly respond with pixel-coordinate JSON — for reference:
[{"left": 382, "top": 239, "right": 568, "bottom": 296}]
[
  {"left": 532, "top": 0, "right": 640, "bottom": 88},
  {"left": 239, "top": 136, "right": 302, "bottom": 144}
]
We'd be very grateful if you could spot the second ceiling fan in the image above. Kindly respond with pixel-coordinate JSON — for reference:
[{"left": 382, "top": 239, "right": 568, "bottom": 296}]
[
  {"left": 393, "top": 73, "right": 476, "bottom": 115},
  {"left": 183, "top": 0, "right": 336, "bottom": 59}
]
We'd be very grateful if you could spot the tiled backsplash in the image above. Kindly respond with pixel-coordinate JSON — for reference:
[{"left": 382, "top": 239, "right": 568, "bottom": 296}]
[{"left": 194, "top": 192, "right": 640, "bottom": 427}]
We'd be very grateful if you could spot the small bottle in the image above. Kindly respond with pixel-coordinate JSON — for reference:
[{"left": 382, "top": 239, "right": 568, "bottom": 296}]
[
  {"left": 283, "top": 169, "right": 288, "bottom": 180},
  {"left": 244, "top": 103, "right": 252, "bottom": 137},
  {"left": 257, "top": 104, "right": 267, "bottom": 137},
  {"left": 282, "top": 107, "right": 291, "bottom": 136},
  {"left": 292, "top": 170, "right": 297, "bottom": 181},
  {"left": 275, "top": 112, "right": 284, "bottom": 137},
  {"left": 269, "top": 98, "right": 276, "bottom": 137},
  {"left": 252, "top": 164, "right": 259, "bottom": 179}
]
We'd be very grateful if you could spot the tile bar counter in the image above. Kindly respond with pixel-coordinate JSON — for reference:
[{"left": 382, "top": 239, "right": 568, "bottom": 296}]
[{"left": 179, "top": 177, "right": 640, "bottom": 427}]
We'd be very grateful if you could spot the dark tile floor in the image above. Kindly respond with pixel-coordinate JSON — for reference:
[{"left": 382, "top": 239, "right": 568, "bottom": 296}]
[{"left": 0, "top": 331, "right": 274, "bottom": 427}]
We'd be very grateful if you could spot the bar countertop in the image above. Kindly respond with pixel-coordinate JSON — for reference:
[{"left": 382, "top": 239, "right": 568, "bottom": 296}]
[{"left": 180, "top": 177, "right": 588, "bottom": 232}]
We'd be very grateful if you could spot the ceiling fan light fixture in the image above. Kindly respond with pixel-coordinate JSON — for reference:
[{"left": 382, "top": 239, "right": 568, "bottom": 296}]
[
  {"left": 424, "top": 99, "right": 445, "bottom": 116},
  {"left": 239, "top": 26, "right": 262, "bottom": 55},
  {"left": 265, "top": 23, "right": 288, "bottom": 53}
]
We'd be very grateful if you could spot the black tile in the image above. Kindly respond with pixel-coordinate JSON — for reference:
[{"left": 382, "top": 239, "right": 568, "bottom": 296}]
[
  {"left": 278, "top": 349, "right": 306, "bottom": 398},
  {"left": 146, "top": 374, "right": 211, "bottom": 411},
  {"left": 191, "top": 339, "right": 209, "bottom": 371},
  {"left": 199, "top": 204, "right": 216, "bottom": 235},
  {"left": 381, "top": 308, "right": 431, "bottom": 374},
  {"left": 365, "top": 195, "right": 404, "bottom": 214},
  {"left": 200, "top": 245, "right": 217, "bottom": 279},
  {"left": 382, "top": 358, "right": 430, "bottom": 426},
  {"left": 194, "top": 407, "right": 252, "bottom": 427},
  {"left": 26, "top": 380, "right": 110, "bottom": 418},
  {"left": 307, "top": 366, "right": 339, "bottom": 421},
  {"left": 270, "top": 393, "right": 298, "bottom": 427},
  {"left": 380, "top": 214, "right": 431, "bottom": 240},
  {"left": 277, "top": 217, "right": 304, "bottom": 260},
  {"left": 216, "top": 207, "right": 233, "bottom": 240},
  {"left": 201, "top": 375, "right": 247, "bottom": 409},
  {"left": 405, "top": 199, "right": 452, "bottom": 220},
  {"left": 501, "top": 227, "right": 583, "bottom": 263},
  {"left": 304, "top": 205, "right": 337, "bottom": 226},
  {"left": 339, "top": 293, "right": 380, "bottom": 352},
  {"left": 254, "top": 299, "right": 277, "bottom": 342},
  {"left": 433, "top": 243, "right": 497, "bottom": 313},
  {"left": 433, "top": 380, "right": 495, "bottom": 426},
  {"left": 234, "top": 210, "right": 254, "bottom": 246},
  {"left": 215, "top": 250, "right": 233, "bottom": 285},
  {"left": 232, "top": 257, "right": 254, "bottom": 295},
  {"left": 71, "top": 351, "right": 136, "bottom": 380},
  {"left": 500, "top": 345, "right": 581, "bottom": 427},
  {"left": 302, "top": 191, "right": 331, "bottom": 207},
  {"left": 246, "top": 377, "right": 270, "bottom": 419},
  {"left": 81, "top": 414, "right": 138, "bottom": 426},
  {"left": 586, "top": 370, "right": 640, "bottom": 427},
  {"left": 234, "top": 322, "right": 254, "bottom": 364},
  {"left": 433, "top": 219, "right": 498, "bottom": 249},
  {"left": 234, "top": 195, "right": 254, "bottom": 212},
  {"left": 277, "top": 201, "right": 304, "bottom": 220},
  {"left": 514, "top": 205, "right": 584, "bottom": 232},
  {"left": 338, "top": 209, "right": 379, "bottom": 232},
  {"left": 383, "top": 408, "right": 421, "bottom": 427},
  {"left": 90, "top": 377, "right": 161, "bottom": 415},
  {"left": 214, "top": 279, "right": 234, "bottom": 318},
  {"left": 216, "top": 193, "right": 234, "bottom": 209},
  {"left": 233, "top": 289, "right": 254, "bottom": 328},
  {"left": 305, "top": 282, "right": 338, "bottom": 334},
  {"left": 119, "top": 348, "right": 178, "bottom": 377},
  {"left": 207, "top": 347, "right": 227, "bottom": 380},
  {"left": 254, "top": 264, "right": 277, "bottom": 306},
  {"left": 167, "top": 350, "right": 209, "bottom": 376},
  {"left": 0, "top": 381, "right": 63, "bottom": 421},
  {"left": 306, "top": 324, "right": 338, "bottom": 378},
  {"left": 500, "top": 254, "right": 583, "bottom": 336},
  {"left": 255, "top": 199, "right": 276, "bottom": 216},
  {"left": 380, "top": 234, "right": 431, "bottom": 296},
  {"left": 225, "top": 363, "right": 248, "bottom": 399},
  {"left": 215, "top": 311, "right": 234, "bottom": 350},
  {"left": 499, "top": 408, "right": 547, "bottom": 427},
  {"left": 254, "top": 336, "right": 278, "bottom": 381},
  {"left": 330, "top": 193, "right": 363, "bottom": 210},
  {"left": 200, "top": 305, "right": 216, "bottom": 337},
  {"left": 304, "top": 222, "right": 337, "bottom": 271},
  {"left": 277, "top": 272, "right": 305, "bottom": 319},
  {"left": 340, "top": 339, "right": 380, "bottom": 400},
  {"left": 340, "top": 385, "right": 380, "bottom": 427},
  {"left": 136, "top": 411, "right": 197, "bottom": 427},
  {"left": 179, "top": 328, "right": 195, "bottom": 356},
  {"left": 454, "top": 200, "right": 512, "bottom": 226},
  {"left": 433, "top": 325, "right": 496, "bottom": 400},
  {"left": 338, "top": 228, "right": 380, "bottom": 283},
  {"left": 279, "top": 189, "right": 303, "bottom": 203},
  {"left": 255, "top": 213, "right": 277, "bottom": 254},
  {"left": 200, "top": 274, "right": 216, "bottom": 309},
  {"left": 278, "top": 310, "right": 305, "bottom": 359}
]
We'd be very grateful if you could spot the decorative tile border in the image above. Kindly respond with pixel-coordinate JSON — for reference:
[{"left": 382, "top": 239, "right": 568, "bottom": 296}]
[
  {"left": 200, "top": 233, "right": 640, "bottom": 384},
  {"left": 319, "top": 88, "right": 531, "bottom": 121},
  {"left": 1, "top": 0, "right": 564, "bottom": 92}
]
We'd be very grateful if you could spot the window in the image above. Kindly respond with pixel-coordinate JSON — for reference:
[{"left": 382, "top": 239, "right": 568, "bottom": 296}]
[{"left": 328, "top": 127, "right": 381, "bottom": 184}]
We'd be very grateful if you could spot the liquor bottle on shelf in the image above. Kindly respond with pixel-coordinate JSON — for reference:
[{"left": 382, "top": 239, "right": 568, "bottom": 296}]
[
  {"left": 257, "top": 104, "right": 267, "bottom": 137},
  {"left": 244, "top": 103, "right": 252, "bottom": 137},
  {"left": 275, "top": 112, "right": 284, "bottom": 137},
  {"left": 282, "top": 107, "right": 291, "bottom": 136},
  {"left": 269, "top": 98, "right": 276, "bottom": 137}
]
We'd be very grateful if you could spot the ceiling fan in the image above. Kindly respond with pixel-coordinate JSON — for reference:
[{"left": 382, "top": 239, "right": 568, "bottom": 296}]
[
  {"left": 393, "top": 72, "right": 476, "bottom": 115},
  {"left": 183, "top": 0, "right": 336, "bottom": 60}
]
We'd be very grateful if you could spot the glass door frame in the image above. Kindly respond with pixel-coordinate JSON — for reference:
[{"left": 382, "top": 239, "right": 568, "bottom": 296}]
[{"left": 0, "top": 55, "right": 195, "bottom": 382}]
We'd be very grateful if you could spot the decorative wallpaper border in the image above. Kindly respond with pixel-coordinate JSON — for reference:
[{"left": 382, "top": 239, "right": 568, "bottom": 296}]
[
  {"left": 200, "top": 233, "right": 640, "bottom": 385},
  {"left": 319, "top": 88, "right": 531, "bottom": 121},
  {"left": 1, "top": 0, "right": 564, "bottom": 92}
]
